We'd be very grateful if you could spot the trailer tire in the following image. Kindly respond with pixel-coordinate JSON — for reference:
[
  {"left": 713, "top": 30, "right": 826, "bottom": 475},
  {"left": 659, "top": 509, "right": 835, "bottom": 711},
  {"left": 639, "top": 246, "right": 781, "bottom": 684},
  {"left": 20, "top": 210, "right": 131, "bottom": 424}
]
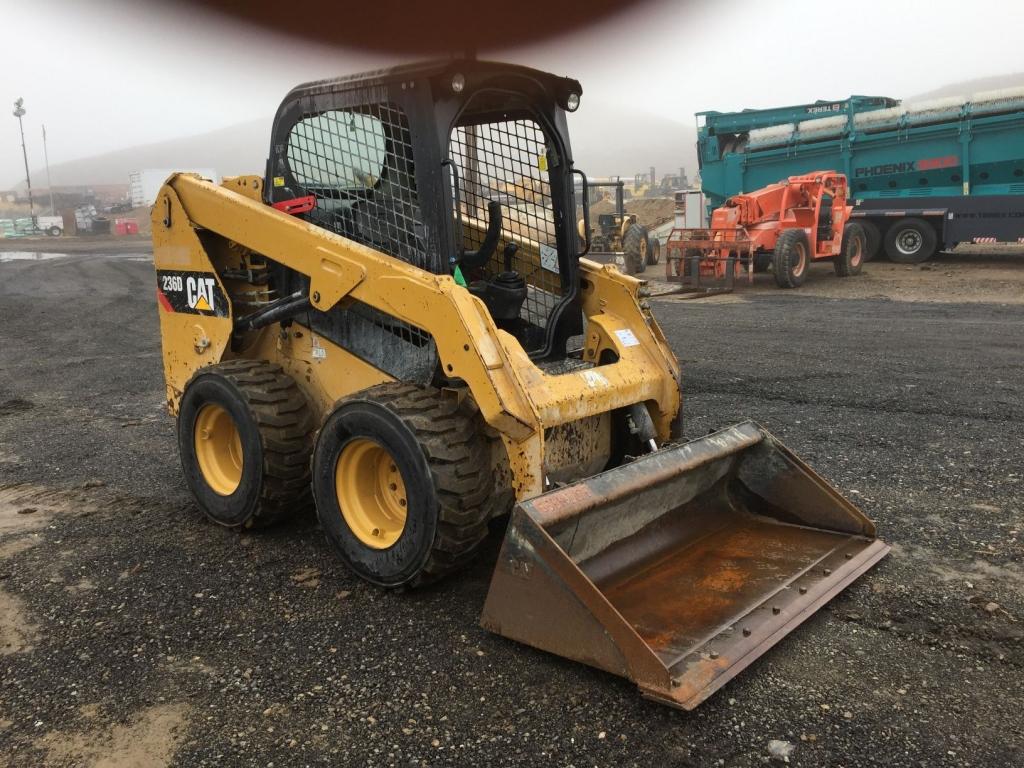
[
  {"left": 857, "top": 220, "right": 881, "bottom": 261},
  {"left": 834, "top": 222, "right": 866, "bottom": 277},
  {"left": 47, "top": 226, "right": 62, "bottom": 237},
  {"left": 645, "top": 233, "right": 661, "bottom": 265},
  {"left": 753, "top": 251, "right": 773, "bottom": 273},
  {"left": 884, "top": 218, "right": 937, "bottom": 263},
  {"left": 772, "top": 228, "right": 809, "bottom": 288},
  {"left": 623, "top": 222, "right": 648, "bottom": 275}
]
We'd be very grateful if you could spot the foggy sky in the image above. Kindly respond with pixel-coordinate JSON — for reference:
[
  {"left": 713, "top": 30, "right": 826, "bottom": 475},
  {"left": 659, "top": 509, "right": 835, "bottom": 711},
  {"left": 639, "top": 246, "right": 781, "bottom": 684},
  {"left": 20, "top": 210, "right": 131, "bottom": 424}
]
[{"left": 3, "top": 0, "right": 1023, "bottom": 188}]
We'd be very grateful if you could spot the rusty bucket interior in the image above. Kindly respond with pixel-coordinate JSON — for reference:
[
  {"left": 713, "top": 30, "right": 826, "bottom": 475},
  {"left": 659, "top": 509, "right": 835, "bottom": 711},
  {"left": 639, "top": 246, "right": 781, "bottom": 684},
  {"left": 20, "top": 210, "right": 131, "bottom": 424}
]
[{"left": 480, "top": 420, "right": 889, "bottom": 710}]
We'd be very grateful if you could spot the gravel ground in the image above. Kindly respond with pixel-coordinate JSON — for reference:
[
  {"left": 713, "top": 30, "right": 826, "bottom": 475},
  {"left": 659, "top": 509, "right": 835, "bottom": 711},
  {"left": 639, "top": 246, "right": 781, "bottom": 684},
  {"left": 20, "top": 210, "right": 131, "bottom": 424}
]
[
  {"left": 0, "top": 235, "right": 151, "bottom": 255},
  {"left": 0, "top": 250, "right": 1021, "bottom": 767},
  {"left": 648, "top": 246, "right": 1024, "bottom": 305}
]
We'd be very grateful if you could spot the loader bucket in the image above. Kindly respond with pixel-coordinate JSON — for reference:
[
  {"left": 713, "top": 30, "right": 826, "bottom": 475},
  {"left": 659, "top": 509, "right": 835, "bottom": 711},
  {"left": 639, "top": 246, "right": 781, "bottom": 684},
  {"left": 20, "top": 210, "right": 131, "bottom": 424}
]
[{"left": 480, "top": 421, "right": 889, "bottom": 710}]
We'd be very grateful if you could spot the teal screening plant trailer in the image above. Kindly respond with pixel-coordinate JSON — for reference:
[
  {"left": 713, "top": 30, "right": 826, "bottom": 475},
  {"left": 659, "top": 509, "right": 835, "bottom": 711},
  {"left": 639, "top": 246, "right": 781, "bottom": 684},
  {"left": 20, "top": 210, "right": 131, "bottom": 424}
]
[{"left": 697, "top": 88, "right": 1024, "bottom": 262}]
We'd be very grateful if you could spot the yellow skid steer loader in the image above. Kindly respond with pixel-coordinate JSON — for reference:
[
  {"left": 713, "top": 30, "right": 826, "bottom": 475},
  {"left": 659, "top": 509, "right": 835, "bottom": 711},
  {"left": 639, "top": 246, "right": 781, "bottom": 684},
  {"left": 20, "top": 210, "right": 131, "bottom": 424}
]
[{"left": 152, "top": 60, "right": 888, "bottom": 710}]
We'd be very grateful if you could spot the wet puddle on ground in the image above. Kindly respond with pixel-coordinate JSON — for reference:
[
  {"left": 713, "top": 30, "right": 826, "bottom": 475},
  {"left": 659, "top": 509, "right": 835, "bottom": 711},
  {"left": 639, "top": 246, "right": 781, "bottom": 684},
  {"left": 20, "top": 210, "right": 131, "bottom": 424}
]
[
  {"left": 0, "top": 485, "right": 70, "bottom": 656},
  {"left": 0, "top": 251, "right": 151, "bottom": 262},
  {"left": 36, "top": 703, "right": 191, "bottom": 767},
  {"left": 0, "top": 484, "right": 68, "bottom": 533},
  {"left": 0, "top": 589, "right": 38, "bottom": 655},
  {"left": 0, "top": 251, "right": 69, "bottom": 261},
  {"left": 0, "top": 480, "right": 193, "bottom": 764}
]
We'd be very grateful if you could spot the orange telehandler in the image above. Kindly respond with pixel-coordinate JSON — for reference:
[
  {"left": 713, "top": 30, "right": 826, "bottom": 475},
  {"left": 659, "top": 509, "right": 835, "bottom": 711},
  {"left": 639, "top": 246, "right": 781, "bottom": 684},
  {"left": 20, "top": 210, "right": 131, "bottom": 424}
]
[{"left": 666, "top": 171, "right": 866, "bottom": 289}]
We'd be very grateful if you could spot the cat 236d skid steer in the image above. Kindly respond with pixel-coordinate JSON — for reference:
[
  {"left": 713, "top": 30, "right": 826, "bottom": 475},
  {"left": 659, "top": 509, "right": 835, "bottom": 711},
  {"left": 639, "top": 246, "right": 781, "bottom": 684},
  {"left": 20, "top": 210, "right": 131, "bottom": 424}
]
[{"left": 153, "top": 60, "right": 889, "bottom": 710}]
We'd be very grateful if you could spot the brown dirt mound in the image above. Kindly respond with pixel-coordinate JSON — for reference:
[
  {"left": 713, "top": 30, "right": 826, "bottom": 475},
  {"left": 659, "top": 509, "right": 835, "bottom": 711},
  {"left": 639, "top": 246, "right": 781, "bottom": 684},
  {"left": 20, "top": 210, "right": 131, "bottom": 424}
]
[{"left": 588, "top": 196, "right": 674, "bottom": 229}]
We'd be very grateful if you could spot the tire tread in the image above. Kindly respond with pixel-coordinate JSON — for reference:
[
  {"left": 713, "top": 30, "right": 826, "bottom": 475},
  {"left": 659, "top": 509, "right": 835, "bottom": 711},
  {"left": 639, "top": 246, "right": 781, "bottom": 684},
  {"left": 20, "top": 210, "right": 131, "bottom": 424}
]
[
  {"left": 772, "top": 228, "right": 809, "bottom": 288},
  {"left": 184, "top": 359, "right": 313, "bottom": 528},
  {"left": 342, "top": 383, "right": 495, "bottom": 586}
]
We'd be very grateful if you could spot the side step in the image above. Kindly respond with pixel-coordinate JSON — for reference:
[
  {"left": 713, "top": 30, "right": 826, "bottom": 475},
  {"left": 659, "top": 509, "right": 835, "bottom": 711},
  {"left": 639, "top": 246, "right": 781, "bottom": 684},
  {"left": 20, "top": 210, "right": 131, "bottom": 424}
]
[{"left": 480, "top": 421, "right": 890, "bottom": 710}]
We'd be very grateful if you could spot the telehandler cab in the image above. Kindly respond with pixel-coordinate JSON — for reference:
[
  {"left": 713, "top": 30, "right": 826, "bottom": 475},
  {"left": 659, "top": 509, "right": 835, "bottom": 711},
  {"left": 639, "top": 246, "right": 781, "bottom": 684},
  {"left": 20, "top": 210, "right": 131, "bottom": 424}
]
[{"left": 153, "top": 60, "right": 888, "bottom": 710}]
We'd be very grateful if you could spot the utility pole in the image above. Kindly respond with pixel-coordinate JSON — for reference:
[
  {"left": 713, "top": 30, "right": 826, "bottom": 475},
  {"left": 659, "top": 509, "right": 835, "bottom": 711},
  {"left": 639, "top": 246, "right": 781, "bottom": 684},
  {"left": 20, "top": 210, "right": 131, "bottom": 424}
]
[
  {"left": 42, "top": 123, "right": 54, "bottom": 215},
  {"left": 12, "top": 98, "right": 35, "bottom": 224}
]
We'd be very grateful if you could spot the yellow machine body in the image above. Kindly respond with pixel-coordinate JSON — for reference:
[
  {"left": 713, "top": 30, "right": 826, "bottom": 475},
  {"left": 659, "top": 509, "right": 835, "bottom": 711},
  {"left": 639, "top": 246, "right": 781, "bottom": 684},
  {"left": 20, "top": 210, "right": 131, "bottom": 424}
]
[
  {"left": 153, "top": 60, "right": 887, "bottom": 711},
  {"left": 155, "top": 173, "right": 679, "bottom": 500}
]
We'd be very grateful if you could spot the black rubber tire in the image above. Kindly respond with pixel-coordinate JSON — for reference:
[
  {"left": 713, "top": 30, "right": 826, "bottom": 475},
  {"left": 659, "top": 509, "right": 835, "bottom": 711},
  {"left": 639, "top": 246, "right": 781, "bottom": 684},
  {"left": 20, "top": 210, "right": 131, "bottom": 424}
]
[
  {"left": 47, "top": 226, "right": 61, "bottom": 237},
  {"left": 645, "top": 232, "right": 661, "bottom": 265},
  {"left": 622, "top": 222, "right": 648, "bottom": 275},
  {"left": 772, "top": 228, "right": 810, "bottom": 288},
  {"left": 682, "top": 246, "right": 704, "bottom": 277},
  {"left": 859, "top": 219, "right": 881, "bottom": 261},
  {"left": 312, "top": 383, "right": 493, "bottom": 588},
  {"left": 177, "top": 360, "right": 314, "bottom": 529},
  {"left": 884, "top": 217, "right": 938, "bottom": 264},
  {"left": 834, "top": 222, "right": 867, "bottom": 277}
]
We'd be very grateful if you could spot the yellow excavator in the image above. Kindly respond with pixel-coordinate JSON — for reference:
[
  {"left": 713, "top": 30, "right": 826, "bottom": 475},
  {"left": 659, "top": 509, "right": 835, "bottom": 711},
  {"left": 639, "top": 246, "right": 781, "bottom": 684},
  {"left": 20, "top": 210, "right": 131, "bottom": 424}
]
[{"left": 152, "top": 60, "right": 888, "bottom": 710}]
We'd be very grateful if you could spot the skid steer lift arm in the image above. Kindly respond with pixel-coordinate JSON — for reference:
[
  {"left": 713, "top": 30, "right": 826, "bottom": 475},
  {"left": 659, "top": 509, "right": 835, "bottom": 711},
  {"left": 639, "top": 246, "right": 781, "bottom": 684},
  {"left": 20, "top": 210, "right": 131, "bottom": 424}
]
[{"left": 156, "top": 172, "right": 680, "bottom": 499}]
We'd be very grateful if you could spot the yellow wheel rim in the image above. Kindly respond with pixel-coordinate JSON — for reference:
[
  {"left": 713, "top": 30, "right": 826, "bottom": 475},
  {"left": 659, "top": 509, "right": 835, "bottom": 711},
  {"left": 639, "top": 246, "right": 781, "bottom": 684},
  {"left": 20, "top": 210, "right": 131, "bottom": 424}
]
[
  {"left": 335, "top": 438, "right": 407, "bottom": 549},
  {"left": 193, "top": 403, "right": 244, "bottom": 496}
]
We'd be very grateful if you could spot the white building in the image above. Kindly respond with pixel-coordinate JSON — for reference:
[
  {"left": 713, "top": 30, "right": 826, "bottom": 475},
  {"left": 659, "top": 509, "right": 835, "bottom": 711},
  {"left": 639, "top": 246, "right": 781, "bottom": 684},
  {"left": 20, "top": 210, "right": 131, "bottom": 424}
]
[{"left": 129, "top": 168, "right": 219, "bottom": 207}]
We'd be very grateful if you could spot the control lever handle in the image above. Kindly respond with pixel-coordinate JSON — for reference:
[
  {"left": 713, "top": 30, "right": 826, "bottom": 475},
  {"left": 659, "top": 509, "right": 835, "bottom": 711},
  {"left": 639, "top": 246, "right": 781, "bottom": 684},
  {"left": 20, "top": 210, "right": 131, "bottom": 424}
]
[
  {"left": 459, "top": 200, "right": 503, "bottom": 270},
  {"left": 502, "top": 242, "right": 518, "bottom": 273}
]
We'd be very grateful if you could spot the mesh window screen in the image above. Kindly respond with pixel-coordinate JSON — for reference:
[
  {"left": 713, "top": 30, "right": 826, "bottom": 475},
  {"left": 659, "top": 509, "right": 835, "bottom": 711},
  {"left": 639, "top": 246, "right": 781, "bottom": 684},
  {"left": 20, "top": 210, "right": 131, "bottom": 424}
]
[
  {"left": 450, "top": 119, "right": 563, "bottom": 334},
  {"left": 286, "top": 102, "right": 437, "bottom": 382},
  {"left": 287, "top": 103, "right": 432, "bottom": 272}
]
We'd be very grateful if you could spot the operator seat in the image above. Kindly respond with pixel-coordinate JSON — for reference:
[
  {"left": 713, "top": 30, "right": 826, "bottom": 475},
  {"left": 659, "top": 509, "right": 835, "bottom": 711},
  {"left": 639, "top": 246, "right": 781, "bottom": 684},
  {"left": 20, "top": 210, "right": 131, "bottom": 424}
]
[{"left": 352, "top": 132, "right": 431, "bottom": 272}]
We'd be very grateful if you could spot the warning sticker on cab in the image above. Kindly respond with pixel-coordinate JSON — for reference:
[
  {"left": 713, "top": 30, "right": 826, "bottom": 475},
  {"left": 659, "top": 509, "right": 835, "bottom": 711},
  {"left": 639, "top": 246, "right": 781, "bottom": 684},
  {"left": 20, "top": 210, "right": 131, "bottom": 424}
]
[
  {"left": 614, "top": 328, "right": 640, "bottom": 347},
  {"left": 540, "top": 243, "right": 559, "bottom": 274},
  {"left": 156, "top": 270, "right": 228, "bottom": 317}
]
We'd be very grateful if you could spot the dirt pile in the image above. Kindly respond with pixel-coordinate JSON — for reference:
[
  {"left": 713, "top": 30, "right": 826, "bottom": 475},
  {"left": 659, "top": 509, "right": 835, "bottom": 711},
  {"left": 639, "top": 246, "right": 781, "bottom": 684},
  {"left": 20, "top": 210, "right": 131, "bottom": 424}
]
[
  {"left": 625, "top": 198, "right": 675, "bottom": 228},
  {"left": 589, "top": 196, "right": 675, "bottom": 229}
]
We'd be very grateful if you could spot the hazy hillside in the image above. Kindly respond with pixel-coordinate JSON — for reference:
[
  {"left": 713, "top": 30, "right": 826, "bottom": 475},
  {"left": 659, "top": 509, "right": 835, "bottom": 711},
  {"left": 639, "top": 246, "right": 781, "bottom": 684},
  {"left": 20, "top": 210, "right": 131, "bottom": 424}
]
[
  {"left": 24, "top": 99, "right": 696, "bottom": 190},
  {"left": 911, "top": 73, "right": 1024, "bottom": 100},
  {"left": 25, "top": 119, "right": 272, "bottom": 188},
  {"left": 569, "top": 100, "right": 697, "bottom": 181},
  {"left": 24, "top": 71, "right": 1024, "bottom": 190}
]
